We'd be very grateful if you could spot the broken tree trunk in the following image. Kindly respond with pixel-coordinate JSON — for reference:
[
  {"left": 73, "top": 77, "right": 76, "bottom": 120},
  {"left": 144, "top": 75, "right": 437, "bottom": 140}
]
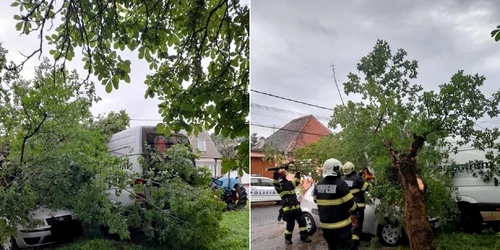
[{"left": 384, "top": 136, "right": 436, "bottom": 250}]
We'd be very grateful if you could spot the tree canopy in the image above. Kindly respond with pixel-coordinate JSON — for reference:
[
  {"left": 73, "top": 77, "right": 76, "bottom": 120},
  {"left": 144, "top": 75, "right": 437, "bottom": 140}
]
[
  {"left": 294, "top": 39, "right": 500, "bottom": 250},
  {"left": 0, "top": 45, "right": 225, "bottom": 249},
  {"left": 0, "top": 45, "right": 131, "bottom": 240},
  {"left": 10, "top": 0, "right": 249, "bottom": 139}
]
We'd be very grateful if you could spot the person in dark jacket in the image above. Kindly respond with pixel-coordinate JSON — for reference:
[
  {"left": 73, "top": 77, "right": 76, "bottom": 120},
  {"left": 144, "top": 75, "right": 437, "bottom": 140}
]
[
  {"left": 342, "top": 162, "right": 369, "bottom": 250},
  {"left": 273, "top": 167, "right": 312, "bottom": 244},
  {"left": 313, "top": 158, "right": 357, "bottom": 250}
]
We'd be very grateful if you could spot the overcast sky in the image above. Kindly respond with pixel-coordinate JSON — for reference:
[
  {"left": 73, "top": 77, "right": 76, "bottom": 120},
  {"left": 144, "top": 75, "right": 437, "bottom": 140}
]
[
  {"left": 0, "top": 0, "right": 248, "bottom": 131},
  {"left": 251, "top": 0, "right": 500, "bottom": 138}
]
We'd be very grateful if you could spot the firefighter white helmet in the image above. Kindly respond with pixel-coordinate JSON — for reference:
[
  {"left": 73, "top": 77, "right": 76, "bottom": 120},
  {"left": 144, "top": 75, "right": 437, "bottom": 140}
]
[
  {"left": 322, "top": 158, "right": 342, "bottom": 177},
  {"left": 342, "top": 162, "right": 355, "bottom": 175}
]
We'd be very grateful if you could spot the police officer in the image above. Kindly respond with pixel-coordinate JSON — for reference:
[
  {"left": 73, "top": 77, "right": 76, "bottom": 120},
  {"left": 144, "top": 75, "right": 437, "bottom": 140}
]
[
  {"left": 342, "top": 162, "right": 369, "bottom": 250},
  {"left": 313, "top": 158, "right": 357, "bottom": 250},
  {"left": 273, "top": 166, "right": 312, "bottom": 244}
]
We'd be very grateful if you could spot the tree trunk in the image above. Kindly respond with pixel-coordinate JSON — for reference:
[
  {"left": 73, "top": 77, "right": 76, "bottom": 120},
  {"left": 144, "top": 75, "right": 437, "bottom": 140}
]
[
  {"left": 396, "top": 155, "right": 436, "bottom": 250},
  {"left": 385, "top": 136, "right": 436, "bottom": 250}
]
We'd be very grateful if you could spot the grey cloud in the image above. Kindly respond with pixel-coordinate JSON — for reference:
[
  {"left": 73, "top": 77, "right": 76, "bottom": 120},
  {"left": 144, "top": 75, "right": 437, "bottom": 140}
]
[{"left": 251, "top": 0, "right": 500, "bottom": 137}]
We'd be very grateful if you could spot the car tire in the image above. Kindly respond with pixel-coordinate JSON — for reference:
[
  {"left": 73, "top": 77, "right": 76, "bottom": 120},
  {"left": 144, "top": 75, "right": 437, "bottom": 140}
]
[
  {"left": 457, "top": 203, "right": 483, "bottom": 233},
  {"left": 377, "top": 221, "right": 403, "bottom": 246},
  {"left": 1, "top": 237, "right": 19, "bottom": 250},
  {"left": 303, "top": 213, "right": 317, "bottom": 235}
]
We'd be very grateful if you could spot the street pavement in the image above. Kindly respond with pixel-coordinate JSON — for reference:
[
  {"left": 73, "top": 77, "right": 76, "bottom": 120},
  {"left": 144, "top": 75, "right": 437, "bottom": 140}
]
[{"left": 251, "top": 203, "right": 398, "bottom": 250}]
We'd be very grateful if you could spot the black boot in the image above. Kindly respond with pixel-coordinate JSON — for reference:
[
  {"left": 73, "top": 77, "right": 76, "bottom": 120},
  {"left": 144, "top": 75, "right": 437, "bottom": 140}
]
[
  {"left": 284, "top": 234, "right": 292, "bottom": 244},
  {"left": 300, "top": 234, "right": 312, "bottom": 242},
  {"left": 351, "top": 239, "right": 359, "bottom": 250}
]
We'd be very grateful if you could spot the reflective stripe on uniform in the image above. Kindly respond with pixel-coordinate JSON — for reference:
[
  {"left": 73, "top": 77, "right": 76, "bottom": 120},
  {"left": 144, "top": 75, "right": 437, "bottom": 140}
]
[
  {"left": 292, "top": 178, "right": 300, "bottom": 186},
  {"left": 356, "top": 203, "right": 366, "bottom": 208},
  {"left": 299, "top": 227, "right": 307, "bottom": 232},
  {"left": 273, "top": 179, "right": 279, "bottom": 183},
  {"left": 350, "top": 188, "right": 361, "bottom": 194},
  {"left": 352, "top": 234, "right": 360, "bottom": 240},
  {"left": 283, "top": 204, "right": 300, "bottom": 212},
  {"left": 278, "top": 190, "right": 296, "bottom": 197},
  {"left": 350, "top": 203, "right": 357, "bottom": 211},
  {"left": 284, "top": 230, "right": 292, "bottom": 235},
  {"left": 316, "top": 193, "right": 353, "bottom": 206},
  {"left": 320, "top": 217, "right": 352, "bottom": 229},
  {"left": 361, "top": 182, "right": 369, "bottom": 191}
]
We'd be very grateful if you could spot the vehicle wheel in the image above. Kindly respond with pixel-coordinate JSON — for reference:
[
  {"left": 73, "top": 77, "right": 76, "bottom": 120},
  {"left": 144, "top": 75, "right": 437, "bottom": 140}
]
[
  {"left": 377, "top": 222, "right": 403, "bottom": 246},
  {"left": 224, "top": 183, "right": 248, "bottom": 210},
  {"left": 457, "top": 203, "right": 483, "bottom": 233},
  {"left": 1, "top": 237, "right": 19, "bottom": 250},
  {"left": 303, "top": 213, "right": 317, "bottom": 235}
]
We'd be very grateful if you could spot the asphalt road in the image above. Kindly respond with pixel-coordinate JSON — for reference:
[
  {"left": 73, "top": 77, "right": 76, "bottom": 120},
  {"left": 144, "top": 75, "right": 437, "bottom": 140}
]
[{"left": 251, "top": 203, "right": 397, "bottom": 250}]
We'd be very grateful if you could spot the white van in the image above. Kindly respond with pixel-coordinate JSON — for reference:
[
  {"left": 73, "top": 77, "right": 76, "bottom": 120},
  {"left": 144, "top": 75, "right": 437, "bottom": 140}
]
[
  {"left": 105, "top": 126, "right": 192, "bottom": 206},
  {"left": 440, "top": 139, "right": 500, "bottom": 232}
]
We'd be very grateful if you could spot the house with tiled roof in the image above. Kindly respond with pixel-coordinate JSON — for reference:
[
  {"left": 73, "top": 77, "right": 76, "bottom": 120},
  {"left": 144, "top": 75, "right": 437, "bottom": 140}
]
[{"left": 251, "top": 115, "right": 332, "bottom": 178}]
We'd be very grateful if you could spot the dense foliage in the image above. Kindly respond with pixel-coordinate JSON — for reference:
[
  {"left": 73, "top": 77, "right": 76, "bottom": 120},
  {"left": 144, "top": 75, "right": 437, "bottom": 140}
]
[
  {"left": 0, "top": 46, "right": 131, "bottom": 242},
  {"left": 10, "top": 0, "right": 249, "bottom": 140},
  {"left": 125, "top": 144, "right": 226, "bottom": 249},
  {"left": 0, "top": 45, "right": 226, "bottom": 249}
]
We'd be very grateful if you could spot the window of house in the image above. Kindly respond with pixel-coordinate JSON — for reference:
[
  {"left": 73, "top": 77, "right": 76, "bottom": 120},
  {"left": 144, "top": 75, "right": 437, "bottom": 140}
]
[{"left": 198, "top": 139, "right": 206, "bottom": 151}]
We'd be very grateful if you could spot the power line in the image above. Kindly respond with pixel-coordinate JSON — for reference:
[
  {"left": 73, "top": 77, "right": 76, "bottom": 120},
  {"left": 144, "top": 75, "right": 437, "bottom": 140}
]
[
  {"left": 251, "top": 103, "right": 331, "bottom": 121},
  {"left": 251, "top": 89, "right": 335, "bottom": 111}
]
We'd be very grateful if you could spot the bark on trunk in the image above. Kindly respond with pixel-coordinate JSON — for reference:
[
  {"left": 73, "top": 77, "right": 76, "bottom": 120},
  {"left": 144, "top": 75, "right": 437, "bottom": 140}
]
[
  {"left": 384, "top": 136, "right": 436, "bottom": 250},
  {"left": 397, "top": 154, "right": 436, "bottom": 250}
]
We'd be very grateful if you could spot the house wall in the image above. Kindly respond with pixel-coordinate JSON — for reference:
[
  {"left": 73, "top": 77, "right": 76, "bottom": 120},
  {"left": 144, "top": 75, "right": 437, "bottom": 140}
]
[
  {"left": 251, "top": 153, "right": 276, "bottom": 179},
  {"left": 189, "top": 130, "right": 222, "bottom": 177}
]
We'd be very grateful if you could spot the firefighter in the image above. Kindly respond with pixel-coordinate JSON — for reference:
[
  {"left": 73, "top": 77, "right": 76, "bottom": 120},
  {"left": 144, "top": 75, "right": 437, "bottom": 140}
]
[
  {"left": 273, "top": 167, "right": 312, "bottom": 244},
  {"left": 313, "top": 158, "right": 357, "bottom": 250},
  {"left": 342, "top": 162, "right": 369, "bottom": 250}
]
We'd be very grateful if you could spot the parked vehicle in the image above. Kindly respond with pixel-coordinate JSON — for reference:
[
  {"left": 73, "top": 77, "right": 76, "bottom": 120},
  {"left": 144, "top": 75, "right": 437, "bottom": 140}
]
[
  {"left": 210, "top": 177, "right": 248, "bottom": 210},
  {"left": 250, "top": 176, "right": 281, "bottom": 203},
  {"left": 300, "top": 184, "right": 439, "bottom": 246},
  {"left": 106, "top": 126, "right": 248, "bottom": 210},
  {"left": 1, "top": 208, "right": 80, "bottom": 250},
  {"left": 443, "top": 142, "right": 500, "bottom": 232}
]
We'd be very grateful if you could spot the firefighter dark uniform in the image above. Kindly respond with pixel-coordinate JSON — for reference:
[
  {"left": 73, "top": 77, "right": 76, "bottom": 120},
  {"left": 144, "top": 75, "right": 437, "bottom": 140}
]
[
  {"left": 342, "top": 162, "right": 369, "bottom": 250},
  {"left": 314, "top": 158, "right": 357, "bottom": 250},
  {"left": 273, "top": 169, "right": 311, "bottom": 244}
]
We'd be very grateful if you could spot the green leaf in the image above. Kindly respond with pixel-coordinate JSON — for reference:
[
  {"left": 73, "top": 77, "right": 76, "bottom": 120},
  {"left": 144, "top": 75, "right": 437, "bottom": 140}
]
[
  {"left": 112, "top": 76, "right": 119, "bottom": 89},
  {"left": 15, "top": 22, "right": 22, "bottom": 31},
  {"left": 157, "top": 123, "right": 165, "bottom": 134},
  {"left": 105, "top": 82, "right": 112, "bottom": 93},
  {"left": 123, "top": 74, "right": 130, "bottom": 83}
]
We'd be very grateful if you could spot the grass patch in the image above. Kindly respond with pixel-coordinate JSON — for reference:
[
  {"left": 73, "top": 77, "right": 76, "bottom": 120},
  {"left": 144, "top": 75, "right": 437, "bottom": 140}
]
[
  {"left": 389, "top": 231, "right": 500, "bottom": 250},
  {"left": 434, "top": 231, "right": 500, "bottom": 250},
  {"left": 47, "top": 238, "right": 154, "bottom": 250},
  {"left": 207, "top": 206, "right": 249, "bottom": 250},
  {"left": 49, "top": 207, "right": 249, "bottom": 250}
]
